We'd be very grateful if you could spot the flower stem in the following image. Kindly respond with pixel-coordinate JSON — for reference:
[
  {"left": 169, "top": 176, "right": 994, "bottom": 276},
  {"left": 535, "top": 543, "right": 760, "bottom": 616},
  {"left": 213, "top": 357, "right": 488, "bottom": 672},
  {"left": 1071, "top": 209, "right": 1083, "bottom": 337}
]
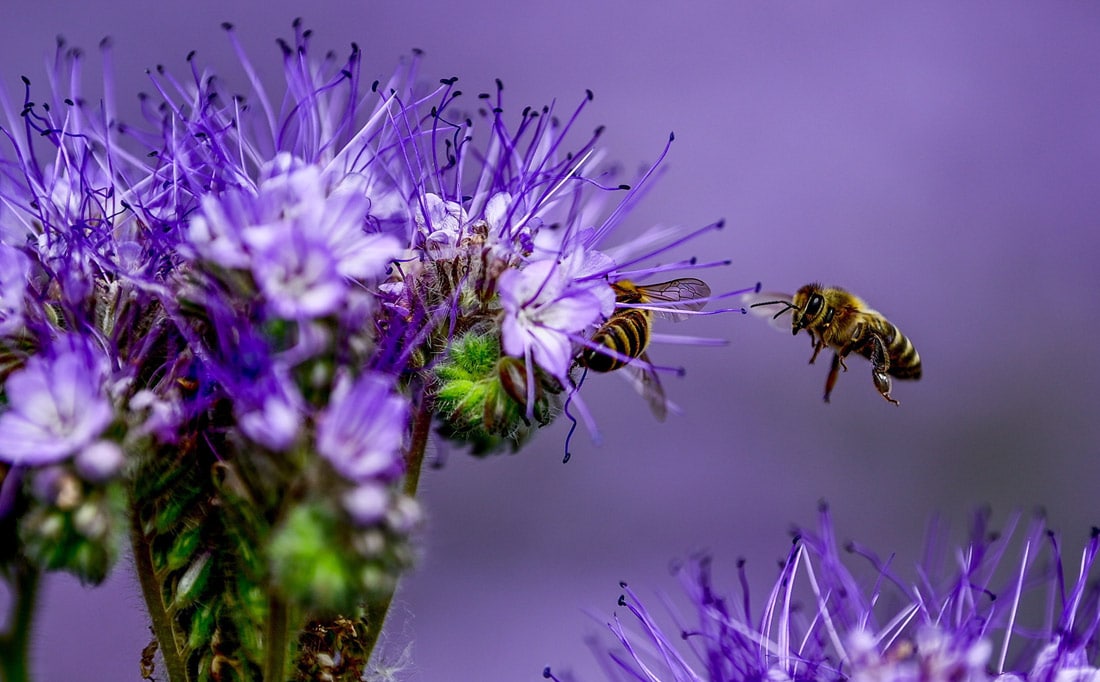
[
  {"left": 362, "top": 388, "right": 435, "bottom": 660},
  {"left": 264, "top": 595, "right": 290, "bottom": 682},
  {"left": 403, "top": 390, "right": 435, "bottom": 498},
  {"left": 130, "top": 512, "right": 189, "bottom": 682},
  {"left": 0, "top": 561, "right": 41, "bottom": 682}
]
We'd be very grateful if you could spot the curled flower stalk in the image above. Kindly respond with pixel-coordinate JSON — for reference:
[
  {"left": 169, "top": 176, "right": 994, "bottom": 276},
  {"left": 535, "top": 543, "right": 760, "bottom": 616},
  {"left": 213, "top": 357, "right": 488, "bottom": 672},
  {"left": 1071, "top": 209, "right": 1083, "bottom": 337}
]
[
  {"left": 556, "top": 506, "right": 1100, "bottom": 682},
  {"left": 0, "top": 21, "right": 744, "bottom": 682}
]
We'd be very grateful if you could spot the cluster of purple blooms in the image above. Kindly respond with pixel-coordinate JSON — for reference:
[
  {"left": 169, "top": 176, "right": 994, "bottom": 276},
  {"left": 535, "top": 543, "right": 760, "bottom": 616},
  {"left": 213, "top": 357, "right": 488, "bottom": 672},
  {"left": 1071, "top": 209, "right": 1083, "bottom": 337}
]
[
  {"left": 0, "top": 22, "right": 737, "bottom": 681},
  {"left": 547, "top": 507, "right": 1100, "bottom": 682}
]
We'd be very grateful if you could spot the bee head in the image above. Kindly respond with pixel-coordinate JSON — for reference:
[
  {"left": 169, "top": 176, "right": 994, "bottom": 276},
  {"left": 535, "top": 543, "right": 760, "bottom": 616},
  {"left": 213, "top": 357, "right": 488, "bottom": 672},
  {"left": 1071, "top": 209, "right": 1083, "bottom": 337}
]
[{"left": 791, "top": 284, "right": 826, "bottom": 334}]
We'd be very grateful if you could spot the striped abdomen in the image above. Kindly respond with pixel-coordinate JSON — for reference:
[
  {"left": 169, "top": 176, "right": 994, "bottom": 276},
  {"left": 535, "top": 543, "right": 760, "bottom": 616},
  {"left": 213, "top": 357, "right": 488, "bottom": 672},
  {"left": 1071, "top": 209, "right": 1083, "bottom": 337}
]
[
  {"left": 861, "top": 317, "right": 921, "bottom": 380},
  {"left": 581, "top": 309, "right": 652, "bottom": 372}
]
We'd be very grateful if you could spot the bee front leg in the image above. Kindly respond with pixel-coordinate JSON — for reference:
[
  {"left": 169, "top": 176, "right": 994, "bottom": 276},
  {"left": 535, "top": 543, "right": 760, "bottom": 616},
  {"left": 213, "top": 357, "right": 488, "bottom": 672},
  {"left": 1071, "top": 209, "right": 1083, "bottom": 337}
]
[
  {"left": 808, "top": 335, "right": 827, "bottom": 365},
  {"left": 868, "top": 333, "right": 899, "bottom": 405},
  {"left": 823, "top": 352, "right": 842, "bottom": 403}
]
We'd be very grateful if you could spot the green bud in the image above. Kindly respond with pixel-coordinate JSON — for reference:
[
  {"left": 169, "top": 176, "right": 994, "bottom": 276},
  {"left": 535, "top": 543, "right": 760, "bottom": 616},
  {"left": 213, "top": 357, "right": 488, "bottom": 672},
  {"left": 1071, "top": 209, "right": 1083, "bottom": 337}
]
[
  {"left": 433, "top": 333, "right": 563, "bottom": 455},
  {"left": 269, "top": 504, "right": 356, "bottom": 612},
  {"left": 174, "top": 552, "right": 213, "bottom": 607},
  {"left": 166, "top": 522, "right": 206, "bottom": 571},
  {"left": 188, "top": 601, "right": 218, "bottom": 650}
]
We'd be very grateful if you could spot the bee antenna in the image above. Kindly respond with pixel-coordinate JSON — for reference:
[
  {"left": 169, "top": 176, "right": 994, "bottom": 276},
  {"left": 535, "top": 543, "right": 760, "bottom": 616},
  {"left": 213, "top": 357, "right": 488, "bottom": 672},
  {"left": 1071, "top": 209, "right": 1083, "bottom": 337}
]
[{"left": 749, "top": 300, "right": 799, "bottom": 319}]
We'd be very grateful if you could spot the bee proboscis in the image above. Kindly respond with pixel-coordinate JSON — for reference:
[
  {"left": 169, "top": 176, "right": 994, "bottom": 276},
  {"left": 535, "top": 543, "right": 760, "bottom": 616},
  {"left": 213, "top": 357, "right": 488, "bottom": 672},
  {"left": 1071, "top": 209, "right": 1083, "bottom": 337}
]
[
  {"left": 580, "top": 277, "right": 711, "bottom": 419},
  {"left": 747, "top": 283, "right": 921, "bottom": 405}
]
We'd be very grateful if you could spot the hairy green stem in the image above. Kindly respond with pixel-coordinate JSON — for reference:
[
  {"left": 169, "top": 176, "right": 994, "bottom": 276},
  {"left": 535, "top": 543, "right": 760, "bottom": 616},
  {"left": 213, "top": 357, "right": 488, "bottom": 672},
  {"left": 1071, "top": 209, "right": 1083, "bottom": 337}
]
[
  {"left": 264, "top": 595, "right": 290, "bottom": 682},
  {"left": 361, "top": 390, "right": 435, "bottom": 661},
  {"left": 130, "top": 514, "right": 188, "bottom": 682},
  {"left": 0, "top": 562, "right": 40, "bottom": 682}
]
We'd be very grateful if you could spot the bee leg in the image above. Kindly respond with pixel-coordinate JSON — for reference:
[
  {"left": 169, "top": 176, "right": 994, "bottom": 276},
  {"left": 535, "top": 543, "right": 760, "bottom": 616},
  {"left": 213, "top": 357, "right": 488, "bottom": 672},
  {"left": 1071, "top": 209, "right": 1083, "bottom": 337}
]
[
  {"left": 808, "top": 336, "right": 826, "bottom": 365},
  {"left": 867, "top": 333, "right": 899, "bottom": 405},
  {"left": 823, "top": 352, "right": 842, "bottom": 403}
]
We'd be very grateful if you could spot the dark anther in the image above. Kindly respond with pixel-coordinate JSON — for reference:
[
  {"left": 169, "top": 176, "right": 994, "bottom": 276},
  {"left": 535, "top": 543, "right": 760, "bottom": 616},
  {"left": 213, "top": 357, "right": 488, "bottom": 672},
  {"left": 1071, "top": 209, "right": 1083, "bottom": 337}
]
[
  {"left": 340, "top": 69, "right": 352, "bottom": 79},
  {"left": 292, "top": 17, "right": 302, "bottom": 28},
  {"left": 440, "top": 76, "right": 458, "bottom": 85},
  {"left": 669, "top": 131, "right": 676, "bottom": 142},
  {"left": 585, "top": 88, "right": 594, "bottom": 100},
  {"left": 221, "top": 22, "right": 234, "bottom": 31},
  {"left": 186, "top": 50, "right": 196, "bottom": 61},
  {"left": 617, "top": 184, "right": 630, "bottom": 190},
  {"left": 412, "top": 47, "right": 424, "bottom": 56},
  {"left": 478, "top": 92, "right": 490, "bottom": 99},
  {"left": 619, "top": 581, "right": 628, "bottom": 588},
  {"left": 370, "top": 80, "right": 379, "bottom": 92},
  {"left": 1092, "top": 526, "right": 1100, "bottom": 539},
  {"left": 495, "top": 78, "right": 504, "bottom": 91},
  {"left": 99, "top": 37, "right": 113, "bottom": 49},
  {"left": 617, "top": 595, "right": 627, "bottom": 606}
]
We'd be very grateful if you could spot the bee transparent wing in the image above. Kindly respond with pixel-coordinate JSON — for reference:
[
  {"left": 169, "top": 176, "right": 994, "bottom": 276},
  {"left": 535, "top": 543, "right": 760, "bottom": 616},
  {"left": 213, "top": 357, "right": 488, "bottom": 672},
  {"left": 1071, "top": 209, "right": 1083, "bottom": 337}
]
[
  {"left": 620, "top": 353, "right": 673, "bottom": 422},
  {"left": 742, "top": 290, "right": 797, "bottom": 333},
  {"left": 634, "top": 278, "right": 712, "bottom": 321}
]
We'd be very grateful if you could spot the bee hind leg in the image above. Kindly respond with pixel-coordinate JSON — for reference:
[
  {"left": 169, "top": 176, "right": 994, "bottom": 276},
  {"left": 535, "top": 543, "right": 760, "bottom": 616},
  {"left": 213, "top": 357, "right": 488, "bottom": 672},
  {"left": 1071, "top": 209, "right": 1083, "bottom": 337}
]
[{"left": 868, "top": 333, "right": 900, "bottom": 405}]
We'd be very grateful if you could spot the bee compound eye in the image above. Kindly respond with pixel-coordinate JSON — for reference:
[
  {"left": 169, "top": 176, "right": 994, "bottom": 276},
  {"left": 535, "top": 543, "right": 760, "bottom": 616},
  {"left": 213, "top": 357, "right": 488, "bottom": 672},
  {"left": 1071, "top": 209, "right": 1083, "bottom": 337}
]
[{"left": 805, "top": 294, "right": 823, "bottom": 318}]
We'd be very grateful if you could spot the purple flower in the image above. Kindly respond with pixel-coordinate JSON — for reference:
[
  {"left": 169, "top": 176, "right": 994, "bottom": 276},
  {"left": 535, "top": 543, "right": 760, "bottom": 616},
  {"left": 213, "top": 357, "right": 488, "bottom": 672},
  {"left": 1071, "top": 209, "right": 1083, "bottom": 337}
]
[
  {"left": 561, "top": 507, "right": 1100, "bottom": 682},
  {"left": 0, "top": 340, "right": 112, "bottom": 467},
  {"left": 317, "top": 372, "right": 409, "bottom": 483},
  {"left": 187, "top": 155, "right": 403, "bottom": 319},
  {"left": 0, "top": 243, "right": 30, "bottom": 336},
  {"left": 500, "top": 250, "right": 615, "bottom": 382}
]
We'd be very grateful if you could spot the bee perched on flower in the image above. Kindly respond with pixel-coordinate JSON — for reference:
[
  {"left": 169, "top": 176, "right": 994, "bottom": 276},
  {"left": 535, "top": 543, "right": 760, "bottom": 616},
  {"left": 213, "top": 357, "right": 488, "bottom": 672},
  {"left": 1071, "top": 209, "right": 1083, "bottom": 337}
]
[{"left": 0, "top": 21, "right": 745, "bottom": 682}]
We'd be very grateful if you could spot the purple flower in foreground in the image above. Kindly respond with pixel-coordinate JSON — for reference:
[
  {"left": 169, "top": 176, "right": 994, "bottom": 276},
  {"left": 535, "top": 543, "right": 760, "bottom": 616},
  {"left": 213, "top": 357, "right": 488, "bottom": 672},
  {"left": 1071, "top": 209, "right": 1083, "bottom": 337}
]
[
  {"left": 549, "top": 507, "right": 1100, "bottom": 682},
  {"left": 0, "top": 340, "right": 112, "bottom": 466},
  {"left": 317, "top": 372, "right": 408, "bottom": 484}
]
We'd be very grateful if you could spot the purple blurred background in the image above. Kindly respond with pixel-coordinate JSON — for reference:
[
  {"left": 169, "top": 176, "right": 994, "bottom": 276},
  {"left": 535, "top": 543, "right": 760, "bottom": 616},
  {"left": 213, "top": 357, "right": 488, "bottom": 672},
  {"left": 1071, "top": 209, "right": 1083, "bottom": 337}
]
[{"left": 3, "top": 1, "right": 1099, "bottom": 679}]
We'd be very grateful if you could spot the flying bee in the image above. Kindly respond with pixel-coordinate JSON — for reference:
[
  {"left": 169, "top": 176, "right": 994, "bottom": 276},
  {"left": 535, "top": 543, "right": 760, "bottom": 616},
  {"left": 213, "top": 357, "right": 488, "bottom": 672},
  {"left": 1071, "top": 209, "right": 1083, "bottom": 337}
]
[
  {"left": 580, "top": 277, "right": 711, "bottom": 420},
  {"left": 747, "top": 283, "right": 921, "bottom": 405}
]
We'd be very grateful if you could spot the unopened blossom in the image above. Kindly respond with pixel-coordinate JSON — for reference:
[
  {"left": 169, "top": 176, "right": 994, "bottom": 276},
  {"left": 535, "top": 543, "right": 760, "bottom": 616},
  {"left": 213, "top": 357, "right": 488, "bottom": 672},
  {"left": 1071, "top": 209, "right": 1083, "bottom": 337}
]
[{"left": 0, "top": 341, "right": 112, "bottom": 467}]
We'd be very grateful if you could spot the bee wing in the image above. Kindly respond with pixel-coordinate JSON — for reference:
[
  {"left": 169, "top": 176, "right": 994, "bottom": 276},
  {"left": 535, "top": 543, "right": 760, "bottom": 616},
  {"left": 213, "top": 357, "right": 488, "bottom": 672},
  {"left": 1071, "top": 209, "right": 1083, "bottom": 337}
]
[
  {"left": 741, "top": 290, "right": 797, "bottom": 333},
  {"left": 634, "top": 278, "right": 712, "bottom": 321},
  {"left": 620, "top": 353, "right": 672, "bottom": 422}
]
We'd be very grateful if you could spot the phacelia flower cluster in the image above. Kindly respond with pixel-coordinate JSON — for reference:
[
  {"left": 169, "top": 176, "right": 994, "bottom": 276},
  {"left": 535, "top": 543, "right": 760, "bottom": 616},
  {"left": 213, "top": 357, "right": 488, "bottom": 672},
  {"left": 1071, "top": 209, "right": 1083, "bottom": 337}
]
[
  {"left": 0, "top": 22, "right": 742, "bottom": 681},
  {"left": 549, "top": 506, "right": 1100, "bottom": 682}
]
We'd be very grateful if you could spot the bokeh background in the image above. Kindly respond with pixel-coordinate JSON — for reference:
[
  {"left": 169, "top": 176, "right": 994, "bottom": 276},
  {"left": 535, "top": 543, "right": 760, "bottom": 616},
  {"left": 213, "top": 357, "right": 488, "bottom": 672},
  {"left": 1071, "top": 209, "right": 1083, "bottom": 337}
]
[{"left": 2, "top": 1, "right": 1099, "bottom": 679}]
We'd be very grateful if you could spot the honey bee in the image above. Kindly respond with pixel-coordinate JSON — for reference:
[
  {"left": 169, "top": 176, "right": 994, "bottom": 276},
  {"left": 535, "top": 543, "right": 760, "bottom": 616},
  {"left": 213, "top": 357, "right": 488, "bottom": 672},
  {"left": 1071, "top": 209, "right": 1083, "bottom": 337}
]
[
  {"left": 748, "top": 284, "right": 921, "bottom": 405},
  {"left": 580, "top": 277, "right": 711, "bottom": 419}
]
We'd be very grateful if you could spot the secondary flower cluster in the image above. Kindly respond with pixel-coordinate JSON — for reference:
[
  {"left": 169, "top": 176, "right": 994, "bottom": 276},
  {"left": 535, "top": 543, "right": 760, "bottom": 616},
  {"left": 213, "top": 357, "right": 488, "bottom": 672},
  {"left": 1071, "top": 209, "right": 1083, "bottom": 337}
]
[
  {"left": 0, "top": 22, "right": 736, "bottom": 681},
  {"left": 550, "top": 507, "right": 1100, "bottom": 681}
]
